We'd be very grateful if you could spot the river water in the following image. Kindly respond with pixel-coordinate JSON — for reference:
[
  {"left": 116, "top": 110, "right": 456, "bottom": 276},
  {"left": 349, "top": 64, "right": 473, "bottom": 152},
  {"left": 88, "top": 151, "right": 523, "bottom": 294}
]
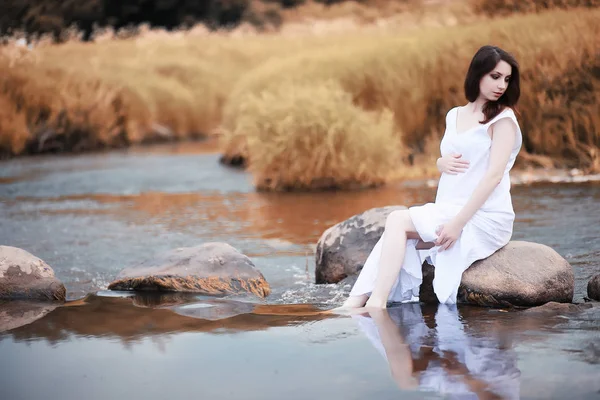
[{"left": 1, "top": 140, "right": 599, "bottom": 399}]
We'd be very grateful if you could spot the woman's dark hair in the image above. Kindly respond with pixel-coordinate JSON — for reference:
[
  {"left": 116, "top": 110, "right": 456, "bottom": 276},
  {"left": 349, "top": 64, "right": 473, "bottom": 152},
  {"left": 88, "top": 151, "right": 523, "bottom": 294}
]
[{"left": 464, "top": 45, "right": 520, "bottom": 123}]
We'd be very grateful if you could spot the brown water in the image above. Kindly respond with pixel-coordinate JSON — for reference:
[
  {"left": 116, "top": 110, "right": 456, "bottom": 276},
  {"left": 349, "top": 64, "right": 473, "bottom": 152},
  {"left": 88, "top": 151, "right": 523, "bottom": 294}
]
[{"left": 1, "top": 139, "right": 599, "bottom": 399}]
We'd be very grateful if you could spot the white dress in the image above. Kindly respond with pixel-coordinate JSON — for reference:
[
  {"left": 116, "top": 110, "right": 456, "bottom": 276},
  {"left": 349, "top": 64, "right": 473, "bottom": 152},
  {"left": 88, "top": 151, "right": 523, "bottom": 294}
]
[{"left": 349, "top": 106, "right": 523, "bottom": 304}]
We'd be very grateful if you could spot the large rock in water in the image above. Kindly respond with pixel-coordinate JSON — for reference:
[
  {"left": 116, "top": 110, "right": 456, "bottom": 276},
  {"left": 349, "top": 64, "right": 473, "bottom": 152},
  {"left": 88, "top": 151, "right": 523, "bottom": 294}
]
[
  {"left": 315, "top": 205, "right": 406, "bottom": 284},
  {"left": 588, "top": 274, "right": 600, "bottom": 301},
  {"left": 0, "top": 246, "right": 66, "bottom": 301},
  {"left": 454, "top": 241, "right": 573, "bottom": 307},
  {"left": 108, "top": 243, "right": 271, "bottom": 298},
  {"left": 316, "top": 208, "right": 575, "bottom": 307}
]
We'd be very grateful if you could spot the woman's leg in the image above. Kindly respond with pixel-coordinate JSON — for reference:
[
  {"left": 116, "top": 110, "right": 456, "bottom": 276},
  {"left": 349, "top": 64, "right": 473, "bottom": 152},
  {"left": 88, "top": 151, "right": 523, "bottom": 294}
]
[
  {"left": 341, "top": 210, "right": 421, "bottom": 309},
  {"left": 365, "top": 210, "right": 420, "bottom": 309}
]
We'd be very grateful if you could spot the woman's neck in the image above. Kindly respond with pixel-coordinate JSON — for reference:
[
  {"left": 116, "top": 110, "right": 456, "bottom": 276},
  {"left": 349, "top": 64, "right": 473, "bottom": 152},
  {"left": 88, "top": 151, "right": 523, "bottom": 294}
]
[{"left": 467, "top": 98, "right": 488, "bottom": 113}]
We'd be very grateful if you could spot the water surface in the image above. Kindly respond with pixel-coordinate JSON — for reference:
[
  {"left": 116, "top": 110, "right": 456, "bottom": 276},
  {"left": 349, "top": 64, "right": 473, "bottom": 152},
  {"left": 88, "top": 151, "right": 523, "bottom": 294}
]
[{"left": 1, "top": 140, "right": 599, "bottom": 399}]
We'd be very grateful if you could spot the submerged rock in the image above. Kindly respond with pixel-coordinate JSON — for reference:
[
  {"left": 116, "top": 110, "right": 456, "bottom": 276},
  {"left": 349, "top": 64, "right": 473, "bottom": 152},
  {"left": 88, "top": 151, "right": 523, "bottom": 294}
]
[
  {"left": 317, "top": 208, "right": 574, "bottom": 307},
  {"left": 587, "top": 274, "right": 600, "bottom": 301},
  {"left": 315, "top": 205, "right": 406, "bottom": 284},
  {"left": 0, "top": 246, "right": 66, "bottom": 301},
  {"left": 521, "top": 301, "right": 593, "bottom": 315},
  {"left": 108, "top": 243, "right": 271, "bottom": 298}
]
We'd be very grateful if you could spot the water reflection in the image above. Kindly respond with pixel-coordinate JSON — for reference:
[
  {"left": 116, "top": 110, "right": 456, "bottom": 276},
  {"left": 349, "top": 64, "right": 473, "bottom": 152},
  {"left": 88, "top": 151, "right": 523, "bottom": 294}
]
[
  {"left": 5, "top": 185, "right": 435, "bottom": 248},
  {"left": 0, "top": 294, "right": 337, "bottom": 345},
  {"left": 0, "top": 301, "right": 60, "bottom": 333},
  {"left": 353, "top": 304, "right": 521, "bottom": 399}
]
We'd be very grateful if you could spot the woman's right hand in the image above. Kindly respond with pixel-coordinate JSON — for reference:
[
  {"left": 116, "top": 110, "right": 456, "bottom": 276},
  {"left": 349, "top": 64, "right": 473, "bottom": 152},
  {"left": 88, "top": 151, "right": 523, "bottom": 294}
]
[{"left": 437, "top": 153, "right": 470, "bottom": 175}]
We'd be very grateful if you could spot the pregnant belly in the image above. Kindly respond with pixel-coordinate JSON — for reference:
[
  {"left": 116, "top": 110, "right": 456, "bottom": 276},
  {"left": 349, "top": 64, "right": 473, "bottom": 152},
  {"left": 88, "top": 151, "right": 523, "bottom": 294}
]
[{"left": 435, "top": 171, "right": 482, "bottom": 205}]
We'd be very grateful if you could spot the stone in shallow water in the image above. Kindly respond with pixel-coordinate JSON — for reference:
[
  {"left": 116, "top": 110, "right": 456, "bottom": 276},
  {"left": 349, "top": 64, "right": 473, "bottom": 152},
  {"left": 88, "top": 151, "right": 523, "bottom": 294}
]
[
  {"left": 315, "top": 205, "right": 406, "bottom": 284},
  {"left": 0, "top": 245, "right": 66, "bottom": 301},
  {"left": 108, "top": 242, "right": 270, "bottom": 298},
  {"left": 587, "top": 274, "right": 600, "bottom": 301},
  {"left": 521, "top": 301, "right": 593, "bottom": 315},
  {"left": 455, "top": 241, "right": 574, "bottom": 307}
]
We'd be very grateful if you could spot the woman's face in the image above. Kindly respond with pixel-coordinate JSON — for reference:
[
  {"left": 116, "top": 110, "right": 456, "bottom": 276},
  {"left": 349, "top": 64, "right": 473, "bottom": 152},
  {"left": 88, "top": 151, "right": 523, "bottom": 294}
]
[{"left": 479, "top": 60, "right": 512, "bottom": 102}]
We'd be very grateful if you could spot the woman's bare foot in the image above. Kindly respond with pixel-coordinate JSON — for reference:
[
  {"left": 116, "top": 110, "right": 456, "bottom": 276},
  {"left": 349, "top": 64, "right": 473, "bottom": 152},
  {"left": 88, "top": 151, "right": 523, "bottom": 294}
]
[{"left": 329, "top": 294, "right": 369, "bottom": 313}]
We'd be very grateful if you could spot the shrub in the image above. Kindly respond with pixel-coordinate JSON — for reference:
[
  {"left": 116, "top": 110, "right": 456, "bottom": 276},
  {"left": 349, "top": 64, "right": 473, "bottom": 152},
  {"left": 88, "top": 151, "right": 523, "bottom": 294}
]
[{"left": 230, "top": 80, "right": 398, "bottom": 190}]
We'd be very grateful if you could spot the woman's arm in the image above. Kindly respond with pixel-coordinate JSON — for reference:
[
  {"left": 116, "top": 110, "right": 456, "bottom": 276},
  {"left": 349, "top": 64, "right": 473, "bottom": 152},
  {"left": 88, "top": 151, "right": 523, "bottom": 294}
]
[{"left": 435, "top": 117, "right": 517, "bottom": 251}]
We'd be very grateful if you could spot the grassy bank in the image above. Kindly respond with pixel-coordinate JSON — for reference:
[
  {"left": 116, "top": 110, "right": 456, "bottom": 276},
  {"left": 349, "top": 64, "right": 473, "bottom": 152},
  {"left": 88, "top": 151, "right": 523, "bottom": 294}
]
[
  {"left": 0, "top": 32, "right": 328, "bottom": 154},
  {"left": 222, "top": 8, "right": 600, "bottom": 189},
  {"left": 1, "top": 4, "right": 599, "bottom": 190},
  {"left": 0, "top": 1, "right": 465, "bottom": 158}
]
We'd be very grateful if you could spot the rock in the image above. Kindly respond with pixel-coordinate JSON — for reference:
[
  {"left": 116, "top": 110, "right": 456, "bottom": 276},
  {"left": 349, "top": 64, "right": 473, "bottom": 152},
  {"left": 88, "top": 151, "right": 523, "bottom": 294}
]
[
  {"left": 455, "top": 241, "right": 574, "bottom": 307},
  {"left": 587, "top": 274, "right": 600, "bottom": 301},
  {"left": 521, "top": 301, "right": 593, "bottom": 315},
  {"left": 421, "top": 247, "right": 574, "bottom": 307},
  {"left": 337, "top": 274, "right": 357, "bottom": 288},
  {"left": 421, "top": 244, "right": 575, "bottom": 307},
  {"left": 219, "top": 135, "right": 248, "bottom": 168},
  {"left": 0, "top": 246, "right": 66, "bottom": 301},
  {"left": 219, "top": 153, "right": 247, "bottom": 168},
  {"left": 418, "top": 261, "right": 438, "bottom": 304},
  {"left": 108, "top": 243, "right": 271, "bottom": 298},
  {"left": 315, "top": 205, "right": 406, "bottom": 284}
]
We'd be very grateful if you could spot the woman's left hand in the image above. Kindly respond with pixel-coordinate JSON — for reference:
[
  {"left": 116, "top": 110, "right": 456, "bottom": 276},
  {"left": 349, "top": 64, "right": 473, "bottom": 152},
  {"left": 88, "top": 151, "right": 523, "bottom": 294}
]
[{"left": 435, "top": 219, "right": 465, "bottom": 251}]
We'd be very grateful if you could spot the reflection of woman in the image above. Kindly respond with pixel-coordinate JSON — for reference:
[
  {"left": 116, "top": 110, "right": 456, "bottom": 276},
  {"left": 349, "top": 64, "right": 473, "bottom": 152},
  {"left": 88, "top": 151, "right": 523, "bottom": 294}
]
[
  {"left": 341, "top": 46, "right": 523, "bottom": 309},
  {"left": 352, "top": 304, "right": 521, "bottom": 399}
]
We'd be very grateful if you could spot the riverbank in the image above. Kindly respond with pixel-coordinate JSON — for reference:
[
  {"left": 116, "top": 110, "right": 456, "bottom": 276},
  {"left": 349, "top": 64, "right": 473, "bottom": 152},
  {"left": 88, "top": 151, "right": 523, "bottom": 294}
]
[{"left": 1, "top": 6, "right": 599, "bottom": 190}]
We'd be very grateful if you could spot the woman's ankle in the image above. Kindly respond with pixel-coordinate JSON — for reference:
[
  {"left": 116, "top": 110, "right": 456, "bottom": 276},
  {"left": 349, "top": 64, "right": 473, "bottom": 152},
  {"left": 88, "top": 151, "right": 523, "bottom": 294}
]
[
  {"left": 343, "top": 294, "right": 368, "bottom": 308},
  {"left": 365, "top": 296, "right": 388, "bottom": 309}
]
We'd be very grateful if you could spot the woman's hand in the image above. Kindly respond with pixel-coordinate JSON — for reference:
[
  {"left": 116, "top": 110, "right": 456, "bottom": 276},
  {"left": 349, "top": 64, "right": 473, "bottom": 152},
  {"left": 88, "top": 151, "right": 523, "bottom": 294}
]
[
  {"left": 437, "top": 153, "right": 470, "bottom": 175},
  {"left": 435, "top": 219, "right": 465, "bottom": 251}
]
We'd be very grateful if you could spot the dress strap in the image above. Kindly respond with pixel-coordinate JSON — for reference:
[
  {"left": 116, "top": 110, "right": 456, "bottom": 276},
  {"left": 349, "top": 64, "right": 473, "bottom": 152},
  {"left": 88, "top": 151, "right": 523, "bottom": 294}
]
[
  {"left": 485, "top": 108, "right": 515, "bottom": 126},
  {"left": 485, "top": 107, "right": 522, "bottom": 149}
]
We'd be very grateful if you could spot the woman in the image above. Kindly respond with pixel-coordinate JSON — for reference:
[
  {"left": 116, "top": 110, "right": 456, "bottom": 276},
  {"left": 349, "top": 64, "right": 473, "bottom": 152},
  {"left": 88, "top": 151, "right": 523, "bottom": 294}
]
[{"left": 343, "top": 45, "right": 522, "bottom": 309}]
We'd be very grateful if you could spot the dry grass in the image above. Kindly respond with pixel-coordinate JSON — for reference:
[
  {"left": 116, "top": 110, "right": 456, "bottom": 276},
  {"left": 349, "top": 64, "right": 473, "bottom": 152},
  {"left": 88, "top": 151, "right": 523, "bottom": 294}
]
[
  {"left": 472, "top": 0, "right": 600, "bottom": 16},
  {"left": 0, "top": 35, "right": 249, "bottom": 154},
  {"left": 0, "top": 93, "right": 29, "bottom": 154},
  {"left": 233, "top": 80, "right": 397, "bottom": 190},
  {"left": 0, "top": 25, "right": 408, "bottom": 156},
  {"left": 221, "top": 8, "right": 600, "bottom": 189},
  {"left": 1, "top": 3, "right": 599, "bottom": 190}
]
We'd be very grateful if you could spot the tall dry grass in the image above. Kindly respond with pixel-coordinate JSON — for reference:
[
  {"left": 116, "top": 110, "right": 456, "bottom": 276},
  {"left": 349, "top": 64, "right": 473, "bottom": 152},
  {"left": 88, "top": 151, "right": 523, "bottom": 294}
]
[
  {"left": 1, "top": 3, "right": 599, "bottom": 191},
  {"left": 234, "top": 80, "right": 397, "bottom": 190},
  {"left": 0, "top": 32, "right": 314, "bottom": 155},
  {"left": 221, "top": 8, "right": 600, "bottom": 189},
  {"left": 472, "top": 0, "right": 600, "bottom": 16},
  {"left": 0, "top": 0, "right": 475, "bottom": 158},
  {"left": 0, "top": 35, "right": 248, "bottom": 154},
  {"left": 0, "top": 26, "right": 415, "bottom": 156}
]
